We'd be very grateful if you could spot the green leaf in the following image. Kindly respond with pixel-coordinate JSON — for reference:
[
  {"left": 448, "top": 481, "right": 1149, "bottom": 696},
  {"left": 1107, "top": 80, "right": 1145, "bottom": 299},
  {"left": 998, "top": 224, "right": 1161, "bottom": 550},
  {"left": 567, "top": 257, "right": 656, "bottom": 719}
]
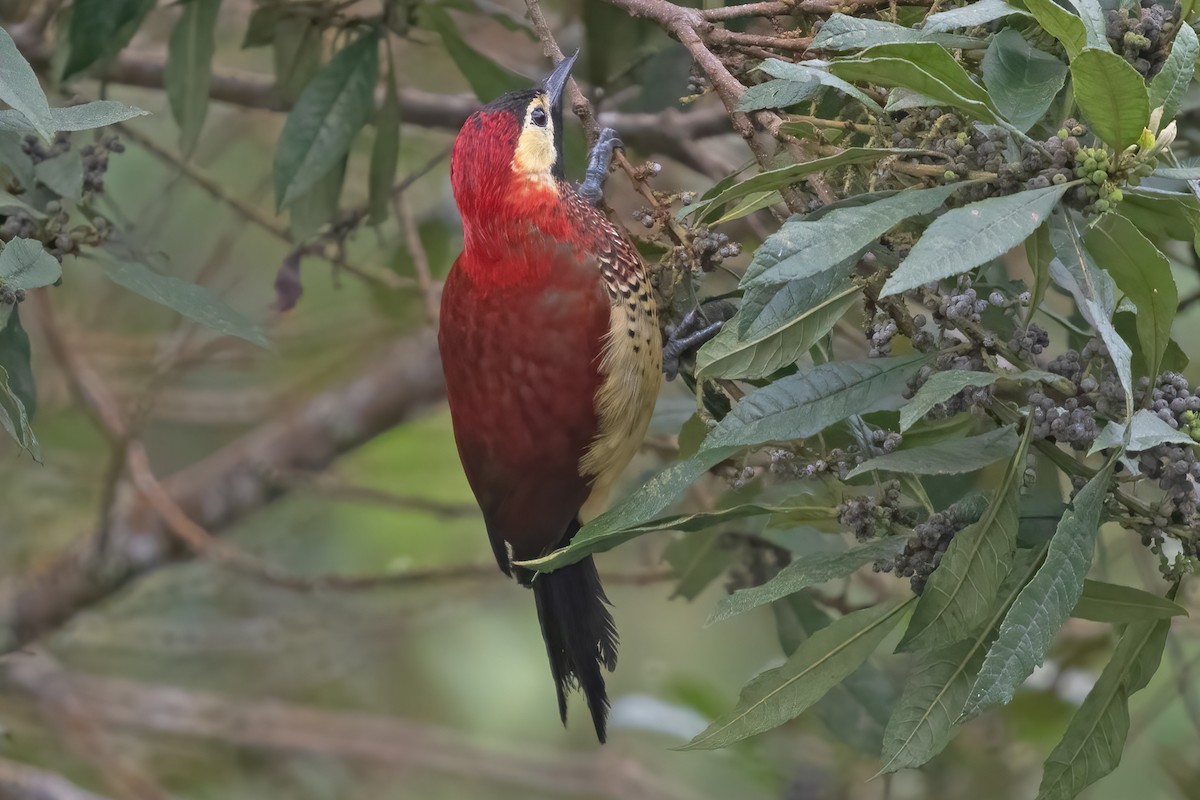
[
  {"left": 274, "top": 32, "right": 379, "bottom": 210},
  {"left": 166, "top": 0, "right": 222, "bottom": 157},
  {"left": 1069, "top": 48, "right": 1149, "bottom": 150},
  {"left": 0, "top": 190, "right": 45, "bottom": 219},
  {"left": 1084, "top": 214, "right": 1178, "bottom": 381},
  {"left": 422, "top": 6, "right": 528, "bottom": 101},
  {"left": 1126, "top": 408, "right": 1197, "bottom": 451},
  {"left": 520, "top": 501, "right": 835, "bottom": 572},
  {"left": 288, "top": 154, "right": 347, "bottom": 242},
  {"left": 898, "top": 423, "right": 1033, "bottom": 651},
  {"left": 900, "top": 368, "right": 1069, "bottom": 432},
  {"left": 1026, "top": 222, "right": 1053, "bottom": 325},
  {"left": 518, "top": 446, "right": 740, "bottom": 571},
  {"left": 63, "top": 0, "right": 156, "bottom": 79},
  {"left": 34, "top": 151, "right": 83, "bottom": 200},
  {"left": 1023, "top": 0, "right": 1087, "bottom": 58},
  {"left": 830, "top": 43, "right": 999, "bottom": 122},
  {"left": 772, "top": 594, "right": 896, "bottom": 754},
  {"left": 1063, "top": 0, "right": 1112, "bottom": 52},
  {"left": 1073, "top": 580, "right": 1188, "bottom": 623},
  {"left": 703, "top": 355, "right": 931, "bottom": 450},
  {"left": 1036, "top": 608, "right": 1172, "bottom": 800},
  {"left": 0, "top": 238, "right": 62, "bottom": 290},
  {"left": 982, "top": 28, "right": 1069, "bottom": 133},
  {"left": 924, "top": 0, "right": 1031, "bottom": 32},
  {"left": 882, "top": 185, "right": 1069, "bottom": 297},
  {"left": 847, "top": 425, "right": 1018, "bottom": 479},
  {"left": 0, "top": 26, "right": 54, "bottom": 141},
  {"left": 682, "top": 599, "right": 912, "bottom": 749},
  {"left": 694, "top": 148, "right": 915, "bottom": 221},
  {"left": 47, "top": 101, "right": 148, "bottom": 131},
  {"left": 243, "top": 4, "right": 287, "bottom": 48},
  {"left": 743, "top": 184, "right": 959, "bottom": 287},
  {"left": 962, "top": 462, "right": 1113, "bottom": 718},
  {"left": 709, "top": 537, "right": 906, "bottom": 625},
  {"left": 1049, "top": 212, "right": 1133, "bottom": 417},
  {"left": 1149, "top": 23, "right": 1198, "bottom": 120},
  {"left": 759, "top": 59, "right": 884, "bottom": 113},
  {"left": 0, "top": 363, "right": 38, "bottom": 458},
  {"left": 811, "top": 14, "right": 982, "bottom": 50},
  {"left": 273, "top": 16, "right": 322, "bottom": 104},
  {"left": 96, "top": 257, "right": 270, "bottom": 349},
  {"left": 879, "top": 547, "right": 1042, "bottom": 773},
  {"left": 696, "top": 263, "right": 859, "bottom": 379},
  {"left": 369, "top": 57, "right": 401, "bottom": 226},
  {"left": 736, "top": 79, "right": 821, "bottom": 112},
  {"left": 0, "top": 306, "right": 35, "bottom": 417}
]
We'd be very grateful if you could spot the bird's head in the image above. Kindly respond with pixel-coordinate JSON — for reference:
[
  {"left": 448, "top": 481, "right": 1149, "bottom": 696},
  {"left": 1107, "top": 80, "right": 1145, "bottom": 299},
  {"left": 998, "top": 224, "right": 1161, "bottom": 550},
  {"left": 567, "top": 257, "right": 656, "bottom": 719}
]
[{"left": 450, "top": 52, "right": 577, "bottom": 224}]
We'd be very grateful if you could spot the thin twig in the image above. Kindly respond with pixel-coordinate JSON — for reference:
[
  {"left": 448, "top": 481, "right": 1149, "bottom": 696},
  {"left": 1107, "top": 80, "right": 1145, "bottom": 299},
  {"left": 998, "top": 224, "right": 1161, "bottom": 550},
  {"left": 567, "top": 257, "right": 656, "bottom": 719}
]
[{"left": 394, "top": 194, "right": 439, "bottom": 324}]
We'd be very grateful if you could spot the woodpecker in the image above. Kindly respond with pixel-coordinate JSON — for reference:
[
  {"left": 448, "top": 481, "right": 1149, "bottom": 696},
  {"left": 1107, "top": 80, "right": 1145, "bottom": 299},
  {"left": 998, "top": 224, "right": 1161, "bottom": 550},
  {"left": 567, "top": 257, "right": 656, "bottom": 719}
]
[{"left": 439, "top": 53, "right": 662, "bottom": 742}]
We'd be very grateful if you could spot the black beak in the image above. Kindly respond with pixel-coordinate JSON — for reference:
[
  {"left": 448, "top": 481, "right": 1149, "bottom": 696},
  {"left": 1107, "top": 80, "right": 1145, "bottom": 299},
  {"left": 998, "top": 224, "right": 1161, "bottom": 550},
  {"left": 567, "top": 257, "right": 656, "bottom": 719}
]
[
  {"left": 541, "top": 50, "right": 578, "bottom": 112},
  {"left": 540, "top": 50, "right": 577, "bottom": 180}
]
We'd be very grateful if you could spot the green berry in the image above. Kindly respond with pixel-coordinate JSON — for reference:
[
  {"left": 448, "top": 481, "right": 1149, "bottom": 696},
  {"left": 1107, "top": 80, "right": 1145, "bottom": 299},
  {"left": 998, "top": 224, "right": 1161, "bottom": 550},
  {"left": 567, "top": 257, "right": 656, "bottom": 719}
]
[
  {"left": 1057, "top": 129, "right": 1069, "bottom": 139},
  {"left": 1094, "top": 199, "right": 1111, "bottom": 212},
  {"left": 1052, "top": 173, "right": 1068, "bottom": 185},
  {"left": 1091, "top": 170, "right": 1108, "bottom": 184},
  {"left": 1083, "top": 158, "right": 1098, "bottom": 171},
  {"left": 1109, "top": 188, "right": 1123, "bottom": 203},
  {"left": 943, "top": 170, "right": 957, "bottom": 181}
]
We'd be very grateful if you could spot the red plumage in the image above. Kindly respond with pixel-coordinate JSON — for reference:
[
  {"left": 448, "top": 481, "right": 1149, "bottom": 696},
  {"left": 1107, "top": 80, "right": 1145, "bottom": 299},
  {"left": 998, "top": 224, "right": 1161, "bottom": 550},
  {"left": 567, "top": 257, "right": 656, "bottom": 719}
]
[{"left": 439, "top": 79, "right": 660, "bottom": 741}]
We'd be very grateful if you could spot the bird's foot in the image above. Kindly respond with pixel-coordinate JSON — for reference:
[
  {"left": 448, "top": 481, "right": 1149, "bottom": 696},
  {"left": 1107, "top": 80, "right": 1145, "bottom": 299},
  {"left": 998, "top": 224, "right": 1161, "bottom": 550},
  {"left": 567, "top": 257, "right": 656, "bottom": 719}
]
[
  {"left": 663, "top": 300, "right": 737, "bottom": 381},
  {"left": 578, "top": 127, "right": 623, "bottom": 207}
]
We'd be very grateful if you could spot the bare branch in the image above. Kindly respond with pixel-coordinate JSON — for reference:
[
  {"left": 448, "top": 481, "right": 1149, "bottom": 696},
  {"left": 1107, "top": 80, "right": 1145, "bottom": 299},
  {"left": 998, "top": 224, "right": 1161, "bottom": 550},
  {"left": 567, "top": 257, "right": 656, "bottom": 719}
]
[{"left": 6, "top": 655, "right": 699, "bottom": 800}]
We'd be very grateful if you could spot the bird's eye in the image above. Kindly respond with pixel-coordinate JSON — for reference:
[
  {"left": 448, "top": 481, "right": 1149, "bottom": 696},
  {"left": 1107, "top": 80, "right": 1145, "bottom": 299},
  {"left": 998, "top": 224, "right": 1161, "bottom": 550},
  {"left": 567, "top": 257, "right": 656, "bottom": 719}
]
[{"left": 530, "top": 107, "right": 548, "bottom": 127}]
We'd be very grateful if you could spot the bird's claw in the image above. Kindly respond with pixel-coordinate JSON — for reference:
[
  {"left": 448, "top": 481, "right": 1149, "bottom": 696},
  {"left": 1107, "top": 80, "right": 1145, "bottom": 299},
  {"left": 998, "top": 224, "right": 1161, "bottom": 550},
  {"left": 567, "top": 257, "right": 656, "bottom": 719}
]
[
  {"left": 662, "top": 301, "right": 737, "bottom": 381},
  {"left": 578, "top": 127, "right": 623, "bottom": 207}
]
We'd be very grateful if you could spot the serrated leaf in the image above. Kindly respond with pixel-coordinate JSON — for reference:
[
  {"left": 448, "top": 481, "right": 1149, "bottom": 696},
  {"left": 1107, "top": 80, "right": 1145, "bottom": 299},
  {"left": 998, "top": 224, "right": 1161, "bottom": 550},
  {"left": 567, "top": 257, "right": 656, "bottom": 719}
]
[
  {"left": 1036, "top": 608, "right": 1172, "bottom": 800},
  {"left": 0, "top": 306, "right": 35, "bottom": 418},
  {"left": 924, "top": 0, "right": 1031, "bottom": 32},
  {"left": 0, "top": 26, "right": 54, "bottom": 140},
  {"left": 829, "top": 43, "right": 998, "bottom": 122},
  {"left": 743, "top": 184, "right": 958, "bottom": 287},
  {"left": 812, "top": 14, "right": 982, "bottom": 50},
  {"left": 96, "top": 257, "right": 270, "bottom": 349},
  {"left": 709, "top": 537, "right": 906, "bottom": 625},
  {"left": 759, "top": 59, "right": 884, "bottom": 113},
  {"left": 273, "top": 16, "right": 322, "bottom": 104},
  {"left": 703, "top": 355, "right": 931, "bottom": 450},
  {"left": 521, "top": 501, "right": 835, "bottom": 572},
  {"left": 736, "top": 78, "right": 821, "bottom": 112},
  {"left": 901, "top": 371, "right": 996, "bottom": 431},
  {"left": 1084, "top": 214, "right": 1177, "bottom": 381},
  {"left": 773, "top": 593, "right": 896, "bottom": 753},
  {"left": 898, "top": 423, "right": 1033, "bottom": 651},
  {"left": 696, "top": 263, "right": 859, "bottom": 379},
  {"left": 879, "top": 547, "right": 1042, "bottom": 773},
  {"left": 166, "top": 0, "right": 221, "bottom": 156},
  {"left": 1063, "top": 0, "right": 1112, "bottom": 51},
  {"left": 368, "top": 57, "right": 401, "bottom": 226},
  {"left": 693, "top": 148, "right": 915, "bottom": 222},
  {"left": 1073, "top": 580, "right": 1188, "bottom": 623},
  {"left": 882, "top": 185, "right": 1069, "bottom": 297},
  {"left": 1023, "top": 0, "right": 1087, "bottom": 58},
  {"left": 422, "top": 6, "right": 527, "bottom": 101},
  {"left": 983, "top": 28, "right": 1068, "bottom": 133},
  {"left": 63, "top": 0, "right": 156, "bottom": 79},
  {"left": 1069, "top": 48, "right": 1149, "bottom": 150},
  {"left": 518, "top": 446, "right": 740, "bottom": 572},
  {"left": 962, "top": 462, "right": 1113, "bottom": 718},
  {"left": 847, "top": 425, "right": 1018, "bottom": 479},
  {"left": 1049, "top": 211, "right": 1133, "bottom": 416},
  {"left": 274, "top": 32, "right": 379, "bottom": 210},
  {"left": 1149, "top": 23, "right": 1198, "bottom": 120},
  {"left": 0, "top": 238, "right": 62, "bottom": 290},
  {"left": 48, "top": 101, "right": 148, "bottom": 131},
  {"left": 683, "top": 599, "right": 912, "bottom": 749}
]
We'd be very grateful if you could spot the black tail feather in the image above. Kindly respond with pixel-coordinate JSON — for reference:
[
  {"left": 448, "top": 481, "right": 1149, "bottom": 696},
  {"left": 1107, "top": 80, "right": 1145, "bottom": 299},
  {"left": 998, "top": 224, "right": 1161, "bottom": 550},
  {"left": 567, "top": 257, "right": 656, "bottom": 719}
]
[{"left": 522, "top": 521, "right": 618, "bottom": 742}]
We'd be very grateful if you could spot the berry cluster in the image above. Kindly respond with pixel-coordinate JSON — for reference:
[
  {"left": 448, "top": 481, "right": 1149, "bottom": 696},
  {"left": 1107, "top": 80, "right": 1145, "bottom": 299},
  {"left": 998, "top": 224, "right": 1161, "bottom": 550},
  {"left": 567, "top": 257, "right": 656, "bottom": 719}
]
[
  {"left": 0, "top": 285, "right": 27, "bottom": 306},
  {"left": 1106, "top": 0, "right": 1179, "bottom": 78},
  {"left": 866, "top": 309, "right": 898, "bottom": 357},
  {"left": 905, "top": 350, "right": 994, "bottom": 420},
  {"left": 1009, "top": 323, "right": 1049, "bottom": 360},
  {"left": 768, "top": 447, "right": 851, "bottom": 480},
  {"left": 80, "top": 135, "right": 124, "bottom": 195},
  {"left": 20, "top": 131, "right": 71, "bottom": 164},
  {"left": 1028, "top": 389, "right": 1100, "bottom": 451},
  {"left": 1133, "top": 373, "right": 1200, "bottom": 557},
  {"left": 929, "top": 275, "right": 989, "bottom": 324},
  {"left": 670, "top": 225, "right": 742, "bottom": 273},
  {"left": 1046, "top": 338, "right": 1125, "bottom": 416},
  {"left": 876, "top": 500, "right": 981, "bottom": 594},
  {"left": 837, "top": 482, "right": 902, "bottom": 541},
  {"left": 870, "top": 428, "right": 903, "bottom": 453}
]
